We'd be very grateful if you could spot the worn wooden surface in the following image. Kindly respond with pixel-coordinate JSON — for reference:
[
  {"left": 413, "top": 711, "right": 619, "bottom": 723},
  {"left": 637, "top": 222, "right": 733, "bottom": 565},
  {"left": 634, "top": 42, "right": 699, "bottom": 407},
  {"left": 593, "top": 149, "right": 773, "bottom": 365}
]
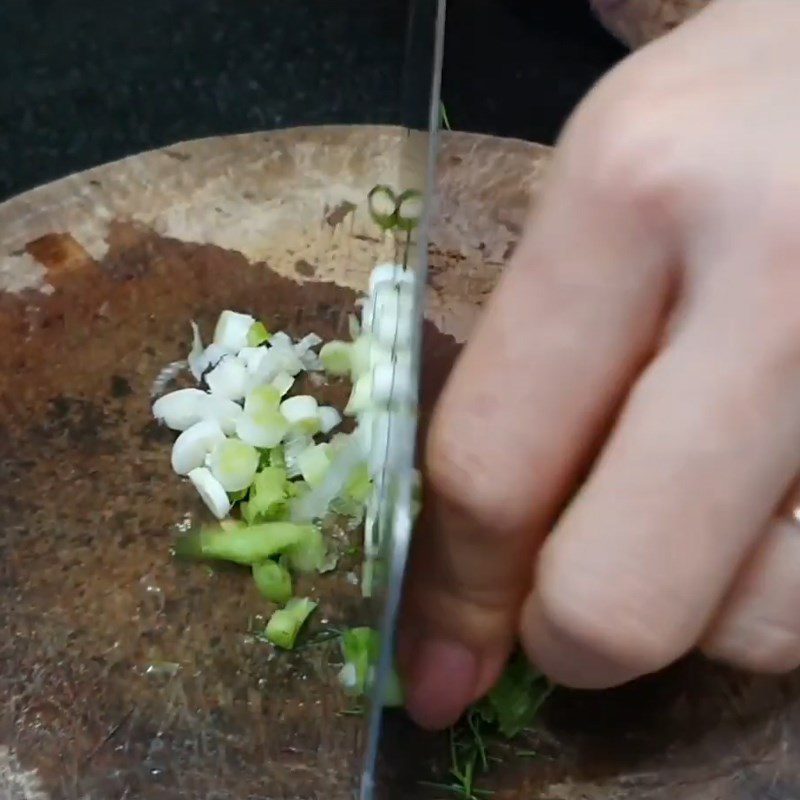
[{"left": 0, "top": 126, "right": 798, "bottom": 800}]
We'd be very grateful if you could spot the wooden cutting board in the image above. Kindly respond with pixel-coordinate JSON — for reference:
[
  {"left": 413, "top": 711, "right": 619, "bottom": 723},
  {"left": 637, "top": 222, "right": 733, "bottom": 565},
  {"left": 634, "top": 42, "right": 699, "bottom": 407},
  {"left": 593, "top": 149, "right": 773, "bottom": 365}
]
[{"left": 0, "top": 126, "right": 796, "bottom": 800}]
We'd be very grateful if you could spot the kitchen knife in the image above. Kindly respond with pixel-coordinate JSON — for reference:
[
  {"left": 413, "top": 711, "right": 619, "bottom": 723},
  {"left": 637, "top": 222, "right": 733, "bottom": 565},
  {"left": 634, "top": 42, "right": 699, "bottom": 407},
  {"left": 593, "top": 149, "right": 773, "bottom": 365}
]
[{"left": 358, "top": 0, "right": 446, "bottom": 798}]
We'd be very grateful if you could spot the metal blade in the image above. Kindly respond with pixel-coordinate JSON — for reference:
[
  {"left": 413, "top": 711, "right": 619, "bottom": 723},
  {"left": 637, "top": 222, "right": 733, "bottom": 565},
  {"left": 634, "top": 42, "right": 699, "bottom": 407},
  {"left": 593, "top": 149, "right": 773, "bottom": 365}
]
[{"left": 359, "top": 1, "right": 446, "bottom": 798}]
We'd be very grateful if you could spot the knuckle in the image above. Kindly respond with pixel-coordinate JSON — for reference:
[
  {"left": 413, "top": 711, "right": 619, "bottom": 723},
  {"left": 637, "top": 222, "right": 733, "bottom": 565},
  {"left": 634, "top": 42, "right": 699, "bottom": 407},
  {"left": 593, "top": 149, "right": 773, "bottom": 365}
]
[
  {"left": 425, "top": 413, "right": 532, "bottom": 536},
  {"left": 568, "top": 81, "right": 694, "bottom": 228},
  {"left": 535, "top": 541, "right": 693, "bottom": 677}
]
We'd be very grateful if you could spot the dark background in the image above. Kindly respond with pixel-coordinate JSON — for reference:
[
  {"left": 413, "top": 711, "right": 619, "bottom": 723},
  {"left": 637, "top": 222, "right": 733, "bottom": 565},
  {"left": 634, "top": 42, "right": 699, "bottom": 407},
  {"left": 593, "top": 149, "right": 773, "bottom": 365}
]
[{"left": 0, "top": 0, "right": 626, "bottom": 201}]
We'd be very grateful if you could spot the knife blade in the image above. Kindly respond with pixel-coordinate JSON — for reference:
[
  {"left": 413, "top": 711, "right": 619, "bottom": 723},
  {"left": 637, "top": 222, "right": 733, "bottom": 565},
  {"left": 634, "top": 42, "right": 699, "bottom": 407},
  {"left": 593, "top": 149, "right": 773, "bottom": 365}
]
[{"left": 358, "top": 1, "right": 446, "bottom": 798}]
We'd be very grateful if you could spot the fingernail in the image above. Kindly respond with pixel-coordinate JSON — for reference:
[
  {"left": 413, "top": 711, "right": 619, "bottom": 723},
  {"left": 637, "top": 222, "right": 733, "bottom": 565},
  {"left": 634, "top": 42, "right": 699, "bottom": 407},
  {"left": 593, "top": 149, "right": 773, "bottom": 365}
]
[{"left": 404, "top": 638, "right": 478, "bottom": 730}]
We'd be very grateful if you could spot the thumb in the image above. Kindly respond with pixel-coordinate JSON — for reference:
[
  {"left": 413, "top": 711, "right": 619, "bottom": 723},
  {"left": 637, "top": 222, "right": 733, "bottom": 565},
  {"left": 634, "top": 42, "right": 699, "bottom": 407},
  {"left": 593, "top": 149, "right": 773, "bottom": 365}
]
[{"left": 400, "top": 127, "right": 672, "bottom": 729}]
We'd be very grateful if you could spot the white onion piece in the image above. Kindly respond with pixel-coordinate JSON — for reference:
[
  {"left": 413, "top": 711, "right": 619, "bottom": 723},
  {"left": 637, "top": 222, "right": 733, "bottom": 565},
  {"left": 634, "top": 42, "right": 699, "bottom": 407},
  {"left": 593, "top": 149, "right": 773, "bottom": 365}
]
[
  {"left": 291, "top": 435, "right": 361, "bottom": 523},
  {"left": 276, "top": 348, "right": 304, "bottom": 376},
  {"left": 269, "top": 331, "right": 294, "bottom": 350},
  {"left": 294, "top": 332, "right": 323, "bottom": 356},
  {"left": 243, "top": 384, "right": 282, "bottom": 417},
  {"left": 188, "top": 321, "right": 205, "bottom": 381},
  {"left": 371, "top": 361, "right": 414, "bottom": 406},
  {"left": 271, "top": 371, "right": 295, "bottom": 397},
  {"left": 296, "top": 443, "right": 331, "bottom": 488},
  {"left": 349, "top": 335, "right": 373, "bottom": 379},
  {"left": 203, "top": 394, "right": 243, "bottom": 435},
  {"left": 338, "top": 662, "right": 358, "bottom": 691},
  {"left": 236, "top": 410, "right": 289, "bottom": 448},
  {"left": 368, "top": 262, "right": 413, "bottom": 292},
  {"left": 372, "top": 289, "right": 415, "bottom": 350},
  {"left": 249, "top": 347, "right": 285, "bottom": 386},
  {"left": 206, "top": 355, "right": 249, "bottom": 401},
  {"left": 300, "top": 351, "right": 323, "bottom": 372},
  {"left": 188, "top": 467, "right": 231, "bottom": 519},
  {"left": 280, "top": 395, "right": 320, "bottom": 433},
  {"left": 213, "top": 310, "right": 255, "bottom": 353},
  {"left": 318, "top": 406, "right": 342, "bottom": 435},
  {"left": 284, "top": 433, "right": 313, "bottom": 478},
  {"left": 269, "top": 331, "right": 304, "bottom": 375},
  {"left": 152, "top": 388, "right": 208, "bottom": 431},
  {"left": 345, "top": 374, "right": 372, "bottom": 416},
  {"left": 207, "top": 439, "right": 259, "bottom": 492},
  {"left": 171, "top": 419, "right": 226, "bottom": 475},
  {"left": 238, "top": 346, "right": 267, "bottom": 374}
]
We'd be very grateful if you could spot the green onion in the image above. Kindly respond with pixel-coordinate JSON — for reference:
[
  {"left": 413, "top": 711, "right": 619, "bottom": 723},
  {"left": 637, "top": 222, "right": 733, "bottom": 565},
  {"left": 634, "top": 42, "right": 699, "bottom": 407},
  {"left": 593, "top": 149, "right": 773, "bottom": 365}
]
[
  {"left": 338, "top": 627, "right": 404, "bottom": 706},
  {"left": 395, "top": 189, "right": 423, "bottom": 232},
  {"left": 173, "top": 521, "right": 317, "bottom": 565},
  {"left": 284, "top": 525, "right": 327, "bottom": 573},
  {"left": 252, "top": 559, "right": 293, "bottom": 603},
  {"left": 244, "top": 384, "right": 282, "bottom": 416},
  {"left": 207, "top": 439, "right": 259, "bottom": 493},
  {"left": 246, "top": 466, "right": 289, "bottom": 523},
  {"left": 269, "top": 445, "right": 286, "bottom": 470},
  {"left": 296, "top": 443, "right": 331, "bottom": 488},
  {"left": 367, "top": 185, "right": 398, "bottom": 231},
  {"left": 265, "top": 597, "right": 318, "bottom": 649},
  {"left": 319, "top": 340, "right": 352, "bottom": 376},
  {"left": 247, "top": 321, "right": 271, "bottom": 347}
]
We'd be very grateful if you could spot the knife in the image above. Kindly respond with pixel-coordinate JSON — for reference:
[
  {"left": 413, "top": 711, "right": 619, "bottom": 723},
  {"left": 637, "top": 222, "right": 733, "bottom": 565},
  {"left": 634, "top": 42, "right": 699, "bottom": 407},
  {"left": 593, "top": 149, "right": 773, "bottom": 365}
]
[{"left": 358, "top": 1, "right": 447, "bottom": 798}]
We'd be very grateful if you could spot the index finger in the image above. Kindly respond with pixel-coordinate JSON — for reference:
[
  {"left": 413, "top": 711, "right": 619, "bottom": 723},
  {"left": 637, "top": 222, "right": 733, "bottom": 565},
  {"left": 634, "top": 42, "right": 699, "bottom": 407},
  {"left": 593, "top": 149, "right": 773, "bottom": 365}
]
[{"left": 400, "top": 147, "right": 672, "bottom": 729}]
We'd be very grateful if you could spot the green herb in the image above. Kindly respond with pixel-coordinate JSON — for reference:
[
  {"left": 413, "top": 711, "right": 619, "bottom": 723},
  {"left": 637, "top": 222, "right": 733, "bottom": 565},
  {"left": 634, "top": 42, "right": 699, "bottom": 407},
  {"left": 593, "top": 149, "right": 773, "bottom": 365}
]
[
  {"left": 475, "top": 652, "right": 553, "bottom": 738},
  {"left": 173, "top": 521, "right": 318, "bottom": 566},
  {"left": 244, "top": 466, "right": 289, "bottom": 524},
  {"left": 440, "top": 101, "right": 452, "bottom": 131},
  {"left": 265, "top": 597, "right": 317, "bottom": 649},
  {"left": 252, "top": 559, "right": 293, "bottom": 603},
  {"left": 247, "top": 321, "right": 271, "bottom": 347},
  {"left": 367, "top": 184, "right": 398, "bottom": 231}
]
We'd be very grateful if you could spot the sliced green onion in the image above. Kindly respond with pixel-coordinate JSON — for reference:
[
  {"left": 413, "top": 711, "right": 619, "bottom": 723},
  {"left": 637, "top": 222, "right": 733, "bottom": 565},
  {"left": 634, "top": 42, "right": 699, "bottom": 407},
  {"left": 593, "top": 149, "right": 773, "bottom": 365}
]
[
  {"left": 319, "top": 340, "right": 352, "bottom": 376},
  {"left": 247, "top": 466, "right": 289, "bottom": 522},
  {"left": 236, "top": 407, "right": 289, "bottom": 448},
  {"left": 170, "top": 418, "right": 226, "bottom": 476},
  {"left": 213, "top": 310, "right": 256, "bottom": 353},
  {"left": 188, "top": 320, "right": 206, "bottom": 381},
  {"left": 207, "top": 438, "right": 259, "bottom": 492},
  {"left": 269, "top": 445, "right": 286, "bottom": 470},
  {"left": 173, "top": 521, "right": 317, "bottom": 565},
  {"left": 252, "top": 560, "right": 293, "bottom": 603},
  {"left": 349, "top": 335, "right": 373, "bottom": 380},
  {"left": 247, "top": 321, "right": 271, "bottom": 347},
  {"left": 344, "top": 374, "right": 372, "bottom": 416},
  {"left": 271, "top": 371, "right": 295, "bottom": 397},
  {"left": 367, "top": 185, "right": 398, "bottom": 231},
  {"left": 265, "top": 598, "right": 318, "bottom": 649},
  {"left": 284, "top": 525, "right": 327, "bottom": 573},
  {"left": 338, "top": 627, "right": 404, "bottom": 707},
  {"left": 280, "top": 395, "right": 321, "bottom": 435},
  {"left": 318, "top": 406, "right": 342, "bottom": 435},
  {"left": 346, "top": 462, "right": 372, "bottom": 504},
  {"left": 244, "top": 384, "right": 282, "bottom": 416},
  {"left": 296, "top": 443, "right": 331, "bottom": 488},
  {"left": 205, "top": 355, "right": 249, "bottom": 402},
  {"left": 395, "top": 189, "right": 423, "bottom": 232},
  {"left": 187, "top": 467, "right": 231, "bottom": 520},
  {"left": 152, "top": 388, "right": 209, "bottom": 432}
]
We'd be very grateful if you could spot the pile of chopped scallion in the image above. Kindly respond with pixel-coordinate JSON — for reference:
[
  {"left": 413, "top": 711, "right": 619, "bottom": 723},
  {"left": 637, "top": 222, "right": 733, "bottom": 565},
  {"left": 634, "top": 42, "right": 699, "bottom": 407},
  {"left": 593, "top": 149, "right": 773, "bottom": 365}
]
[{"left": 152, "top": 250, "right": 552, "bottom": 797}]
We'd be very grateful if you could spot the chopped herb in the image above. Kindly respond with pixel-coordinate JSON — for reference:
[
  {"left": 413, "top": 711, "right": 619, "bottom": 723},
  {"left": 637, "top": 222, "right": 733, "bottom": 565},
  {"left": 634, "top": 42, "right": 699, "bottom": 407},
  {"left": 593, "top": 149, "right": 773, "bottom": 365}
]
[
  {"left": 265, "top": 597, "right": 318, "bottom": 649},
  {"left": 252, "top": 559, "right": 293, "bottom": 603},
  {"left": 247, "top": 321, "right": 271, "bottom": 347}
]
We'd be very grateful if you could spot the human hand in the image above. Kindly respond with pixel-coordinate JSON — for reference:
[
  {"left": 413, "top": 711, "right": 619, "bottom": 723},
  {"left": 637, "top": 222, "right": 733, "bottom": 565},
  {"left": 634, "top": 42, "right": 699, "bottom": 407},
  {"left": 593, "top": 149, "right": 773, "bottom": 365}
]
[{"left": 401, "top": 0, "right": 800, "bottom": 730}]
